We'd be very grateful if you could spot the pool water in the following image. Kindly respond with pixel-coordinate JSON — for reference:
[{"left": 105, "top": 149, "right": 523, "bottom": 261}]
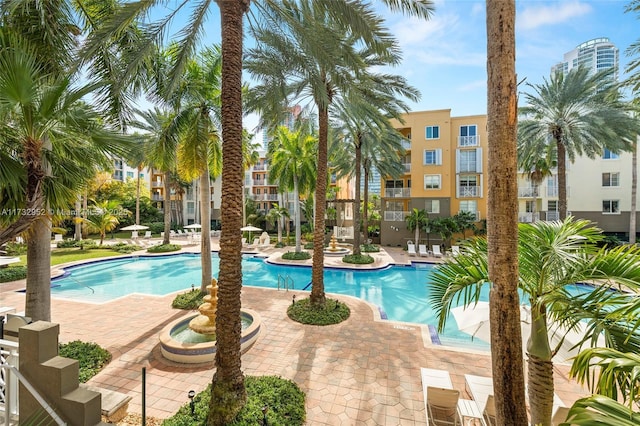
[{"left": 48, "top": 253, "right": 594, "bottom": 348}]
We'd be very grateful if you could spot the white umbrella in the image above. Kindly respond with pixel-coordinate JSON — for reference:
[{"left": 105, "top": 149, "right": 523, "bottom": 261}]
[
  {"left": 184, "top": 224, "right": 202, "bottom": 229},
  {"left": 120, "top": 224, "right": 149, "bottom": 231},
  {"left": 451, "top": 301, "right": 604, "bottom": 363},
  {"left": 240, "top": 225, "right": 262, "bottom": 241}
]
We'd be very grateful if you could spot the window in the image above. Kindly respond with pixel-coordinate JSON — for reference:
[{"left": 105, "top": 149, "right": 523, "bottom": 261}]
[
  {"left": 114, "top": 159, "right": 123, "bottom": 169},
  {"left": 425, "top": 126, "right": 440, "bottom": 139},
  {"left": 386, "top": 180, "right": 404, "bottom": 189},
  {"left": 457, "top": 149, "right": 482, "bottom": 173},
  {"left": 602, "top": 200, "right": 620, "bottom": 214},
  {"left": 187, "top": 202, "right": 195, "bottom": 215},
  {"left": 459, "top": 200, "right": 478, "bottom": 219},
  {"left": 424, "top": 175, "right": 441, "bottom": 189},
  {"left": 459, "top": 125, "right": 478, "bottom": 146},
  {"left": 126, "top": 171, "right": 134, "bottom": 179},
  {"left": 602, "top": 172, "right": 620, "bottom": 187},
  {"left": 603, "top": 149, "right": 619, "bottom": 160},
  {"left": 525, "top": 201, "right": 534, "bottom": 213},
  {"left": 139, "top": 173, "right": 144, "bottom": 179},
  {"left": 425, "top": 199, "right": 440, "bottom": 214},
  {"left": 547, "top": 201, "right": 558, "bottom": 211},
  {"left": 423, "top": 149, "right": 442, "bottom": 165}
]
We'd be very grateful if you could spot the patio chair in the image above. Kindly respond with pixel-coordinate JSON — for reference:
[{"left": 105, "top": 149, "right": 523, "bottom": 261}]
[
  {"left": 426, "top": 387, "right": 461, "bottom": 426},
  {"left": 144, "top": 231, "right": 152, "bottom": 239},
  {"left": 260, "top": 235, "right": 271, "bottom": 248},
  {"left": 482, "top": 395, "right": 497, "bottom": 426},
  {"left": 451, "top": 245, "right": 460, "bottom": 256},
  {"left": 421, "top": 368, "right": 460, "bottom": 426},
  {"left": 419, "top": 244, "right": 428, "bottom": 257},
  {"left": 432, "top": 245, "right": 443, "bottom": 258},
  {"left": 53, "top": 234, "right": 63, "bottom": 242},
  {"left": 407, "top": 241, "right": 417, "bottom": 256}
]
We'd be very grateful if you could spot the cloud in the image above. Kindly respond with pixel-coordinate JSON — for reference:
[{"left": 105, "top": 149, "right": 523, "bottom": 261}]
[
  {"left": 518, "top": 1, "right": 592, "bottom": 30},
  {"left": 456, "top": 79, "right": 486, "bottom": 92}
]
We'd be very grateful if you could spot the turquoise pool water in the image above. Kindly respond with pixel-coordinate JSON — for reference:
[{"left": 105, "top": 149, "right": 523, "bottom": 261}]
[{"left": 48, "top": 253, "right": 595, "bottom": 348}]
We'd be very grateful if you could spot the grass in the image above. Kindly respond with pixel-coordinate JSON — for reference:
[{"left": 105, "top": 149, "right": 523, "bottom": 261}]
[
  {"left": 287, "top": 297, "right": 350, "bottom": 325},
  {"left": 163, "top": 377, "right": 305, "bottom": 425}
]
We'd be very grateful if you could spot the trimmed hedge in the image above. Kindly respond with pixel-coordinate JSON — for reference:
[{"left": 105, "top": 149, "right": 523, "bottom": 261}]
[
  {"left": 281, "top": 251, "right": 311, "bottom": 261},
  {"left": 58, "top": 340, "right": 111, "bottom": 383},
  {"left": 287, "top": 297, "right": 350, "bottom": 325},
  {"left": 0, "top": 266, "right": 27, "bottom": 283},
  {"left": 147, "top": 244, "right": 181, "bottom": 253}
]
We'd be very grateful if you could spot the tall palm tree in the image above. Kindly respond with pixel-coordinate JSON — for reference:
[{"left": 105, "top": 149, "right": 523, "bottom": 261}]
[
  {"left": 265, "top": 203, "right": 289, "bottom": 244},
  {"left": 429, "top": 218, "right": 640, "bottom": 426},
  {"left": 84, "top": 200, "right": 123, "bottom": 245},
  {"left": 519, "top": 66, "right": 640, "bottom": 220},
  {"left": 267, "top": 126, "right": 316, "bottom": 253},
  {"left": 82, "top": 2, "right": 434, "bottom": 423},
  {"left": 486, "top": 2, "right": 526, "bottom": 424}
]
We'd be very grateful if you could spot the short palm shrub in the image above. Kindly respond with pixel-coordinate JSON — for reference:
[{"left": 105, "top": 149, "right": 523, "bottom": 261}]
[
  {"left": 342, "top": 254, "right": 374, "bottom": 264},
  {"left": 110, "top": 242, "right": 140, "bottom": 253},
  {"left": 287, "top": 297, "right": 350, "bottom": 325},
  {"left": 162, "top": 377, "right": 305, "bottom": 425},
  {"left": 282, "top": 251, "right": 311, "bottom": 261},
  {"left": 59, "top": 340, "right": 111, "bottom": 383},
  {"left": 4, "top": 241, "right": 27, "bottom": 255},
  {"left": 147, "top": 244, "right": 181, "bottom": 253}
]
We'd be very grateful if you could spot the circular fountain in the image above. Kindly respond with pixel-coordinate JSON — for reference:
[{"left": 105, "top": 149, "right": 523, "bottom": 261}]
[
  {"left": 323, "top": 233, "right": 351, "bottom": 257},
  {"left": 159, "top": 278, "right": 261, "bottom": 364}
]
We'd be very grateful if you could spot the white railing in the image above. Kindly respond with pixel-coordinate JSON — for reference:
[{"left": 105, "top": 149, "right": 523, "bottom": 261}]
[
  {"left": 384, "top": 211, "right": 409, "bottom": 221},
  {"left": 0, "top": 340, "right": 19, "bottom": 424},
  {"left": 403, "top": 163, "right": 411, "bottom": 173},
  {"left": 250, "top": 194, "right": 279, "bottom": 202},
  {"left": 545, "top": 211, "right": 560, "bottom": 221},
  {"left": 518, "top": 212, "right": 540, "bottom": 223},
  {"left": 335, "top": 226, "right": 354, "bottom": 240},
  {"left": 151, "top": 181, "right": 163, "bottom": 188},
  {"left": 252, "top": 180, "right": 270, "bottom": 186},
  {"left": 458, "top": 135, "right": 479, "bottom": 147},
  {"left": 384, "top": 188, "right": 411, "bottom": 198},
  {"left": 458, "top": 186, "right": 479, "bottom": 197},
  {"left": 518, "top": 187, "right": 538, "bottom": 198},
  {"left": 401, "top": 140, "right": 411, "bottom": 150},
  {"left": 546, "top": 186, "right": 558, "bottom": 197}
]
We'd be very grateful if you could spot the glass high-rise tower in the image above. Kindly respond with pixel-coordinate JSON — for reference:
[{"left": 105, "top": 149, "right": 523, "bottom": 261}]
[{"left": 551, "top": 37, "right": 618, "bottom": 81}]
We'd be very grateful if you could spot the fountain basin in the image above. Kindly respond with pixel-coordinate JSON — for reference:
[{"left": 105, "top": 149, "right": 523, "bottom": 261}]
[
  {"left": 159, "top": 308, "right": 261, "bottom": 364},
  {"left": 323, "top": 246, "right": 351, "bottom": 257}
]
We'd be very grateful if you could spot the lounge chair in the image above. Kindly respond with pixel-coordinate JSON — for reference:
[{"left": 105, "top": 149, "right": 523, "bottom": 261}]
[
  {"left": 432, "top": 245, "right": 443, "bottom": 258},
  {"left": 260, "top": 235, "right": 271, "bottom": 248},
  {"left": 421, "top": 368, "right": 460, "bottom": 426},
  {"left": 482, "top": 395, "right": 497, "bottom": 426},
  {"left": 53, "top": 234, "right": 63, "bottom": 242},
  {"left": 419, "top": 244, "right": 428, "bottom": 257},
  {"left": 451, "top": 245, "right": 460, "bottom": 256},
  {"left": 407, "top": 241, "right": 417, "bottom": 256},
  {"left": 242, "top": 237, "right": 247, "bottom": 246},
  {"left": 131, "top": 231, "right": 138, "bottom": 240},
  {"left": 426, "top": 387, "right": 461, "bottom": 426},
  {"left": 144, "top": 231, "right": 152, "bottom": 239},
  {"left": 251, "top": 237, "right": 260, "bottom": 247}
]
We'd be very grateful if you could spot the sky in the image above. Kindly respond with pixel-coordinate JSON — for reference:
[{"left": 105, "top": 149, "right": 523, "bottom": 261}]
[{"left": 151, "top": 1, "right": 640, "bottom": 129}]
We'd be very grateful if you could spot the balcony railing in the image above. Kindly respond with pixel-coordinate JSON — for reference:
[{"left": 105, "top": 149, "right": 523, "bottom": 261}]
[
  {"left": 403, "top": 163, "right": 411, "bottom": 173},
  {"left": 252, "top": 180, "right": 271, "bottom": 186},
  {"left": 253, "top": 164, "right": 266, "bottom": 171},
  {"left": 384, "top": 211, "right": 409, "bottom": 221},
  {"left": 518, "top": 187, "right": 538, "bottom": 198},
  {"left": 458, "top": 164, "right": 480, "bottom": 173},
  {"left": 518, "top": 212, "right": 540, "bottom": 223},
  {"left": 458, "top": 135, "right": 479, "bottom": 147},
  {"left": 152, "top": 194, "right": 164, "bottom": 201},
  {"left": 458, "top": 186, "right": 479, "bottom": 197},
  {"left": 384, "top": 188, "right": 411, "bottom": 198},
  {"left": 545, "top": 211, "right": 560, "bottom": 221},
  {"left": 250, "top": 194, "right": 279, "bottom": 201},
  {"left": 546, "top": 186, "right": 559, "bottom": 197},
  {"left": 401, "top": 140, "right": 411, "bottom": 150},
  {"left": 151, "top": 181, "right": 163, "bottom": 188}
]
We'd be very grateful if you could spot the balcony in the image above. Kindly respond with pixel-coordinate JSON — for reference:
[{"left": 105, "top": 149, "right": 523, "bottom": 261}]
[
  {"left": 458, "top": 186, "right": 479, "bottom": 198},
  {"left": 151, "top": 181, "right": 163, "bottom": 188},
  {"left": 518, "top": 187, "right": 538, "bottom": 198},
  {"left": 546, "top": 186, "right": 559, "bottom": 197},
  {"left": 458, "top": 135, "right": 479, "bottom": 147},
  {"left": 545, "top": 211, "right": 560, "bottom": 221},
  {"left": 518, "top": 212, "right": 540, "bottom": 223},
  {"left": 253, "top": 164, "right": 266, "bottom": 171},
  {"left": 252, "top": 180, "right": 271, "bottom": 186},
  {"left": 403, "top": 163, "right": 411, "bottom": 173},
  {"left": 384, "top": 188, "right": 411, "bottom": 198},
  {"left": 401, "top": 140, "right": 411, "bottom": 150},
  {"left": 250, "top": 194, "right": 279, "bottom": 202},
  {"left": 384, "top": 211, "right": 409, "bottom": 221},
  {"left": 152, "top": 194, "right": 164, "bottom": 201}
]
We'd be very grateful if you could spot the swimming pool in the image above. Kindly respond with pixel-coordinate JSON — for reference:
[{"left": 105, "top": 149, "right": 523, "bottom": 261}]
[{"left": 50, "top": 253, "right": 489, "bottom": 347}]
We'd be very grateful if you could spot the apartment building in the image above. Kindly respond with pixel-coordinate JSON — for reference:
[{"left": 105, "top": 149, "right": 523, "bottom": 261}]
[{"left": 381, "top": 109, "right": 488, "bottom": 247}]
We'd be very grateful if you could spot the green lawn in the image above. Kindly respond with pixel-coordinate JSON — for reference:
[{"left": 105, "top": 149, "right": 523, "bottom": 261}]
[{"left": 15, "top": 248, "right": 124, "bottom": 267}]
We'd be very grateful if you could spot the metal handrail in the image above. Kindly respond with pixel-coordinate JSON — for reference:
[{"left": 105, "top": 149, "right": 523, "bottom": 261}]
[
  {"left": 277, "top": 274, "right": 294, "bottom": 291},
  {"left": 0, "top": 362, "right": 66, "bottom": 425}
]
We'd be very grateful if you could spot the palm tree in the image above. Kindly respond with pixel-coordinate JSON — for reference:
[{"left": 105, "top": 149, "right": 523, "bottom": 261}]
[
  {"left": 517, "top": 145, "right": 557, "bottom": 223},
  {"left": 486, "top": 3, "right": 526, "bottom": 423},
  {"left": 267, "top": 126, "right": 316, "bottom": 253},
  {"left": 266, "top": 203, "right": 290, "bottom": 244},
  {"left": 429, "top": 218, "right": 640, "bottom": 426},
  {"left": 452, "top": 211, "right": 477, "bottom": 240},
  {"left": 518, "top": 66, "right": 640, "bottom": 220},
  {"left": 405, "top": 208, "right": 427, "bottom": 247},
  {"left": 84, "top": 200, "right": 123, "bottom": 245}
]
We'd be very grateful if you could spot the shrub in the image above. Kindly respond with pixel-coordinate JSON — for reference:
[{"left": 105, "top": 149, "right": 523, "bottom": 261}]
[
  {"left": 142, "top": 222, "right": 166, "bottom": 234},
  {"left": 281, "top": 251, "right": 311, "bottom": 261},
  {"left": 56, "top": 239, "right": 97, "bottom": 249},
  {"left": 361, "top": 243, "right": 379, "bottom": 253},
  {"left": 172, "top": 289, "right": 206, "bottom": 310},
  {"left": 303, "top": 242, "right": 314, "bottom": 250},
  {"left": 0, "top": 266, "right": 27, "bottom": 283},
  {"left": 287, "top": 297, "right": 350, "bottom": 325},
  {"left": 110, "top": 242, "right": 140, "bottom": 254},
  {"left": 4, "top": 242, "right": 27, "bottom": 256},
  {"left": 58, "top": 340, "right": 111, "bottom": 383},
  {"left": 147, "top": 244, "right": 181, "bottom": 253},
  {"left": 303, "top": 232, "right": 314, "bottom": 242},
  {"left": 163, "top": 376, "right": 305, "bottom": 425},
  {"left": 274, "top": 241, "right": 286, "bottom": 248},
  {"left": 342, "top": 254, "right": 374, "bottom": 265}
]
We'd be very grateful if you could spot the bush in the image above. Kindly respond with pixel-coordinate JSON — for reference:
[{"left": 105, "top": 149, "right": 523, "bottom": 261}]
[
  {"left": 4, "top": 241, "right": 27, "bottom": 256},
  {"left": 56, "top": 239, "right": 97, "bottom": 249},
  {"left": 274, "top": 241, "right": 286, "bottom": 248},
  {"left": 142, "top": 222, "right": 166, "bottom": 234},
  {"left": 303, "top": 232, "right": 314, "bottom": 242},
  {"left": 287, "top": 297, "right": 350, "bottom": 325},
  {"left": 361, "top": 243, "right": 379, "bottom": 253},
  {"left": 172, "top": 289, "right": 206, "bottom": 310},
  {"left": 147, "top": 244, "right": 181, "bottom": 253},
  {"left": 281, "top": 251, "right": 311, "bottom": 261},
  {"left": 110, "top": 242, "right": 140, "bottom": 254},
  {"left": 0, "top": 266, "right": 27, "bottom": 283},
  {"left": 58, "top": 340, "right": 111, "bottom": 383},
  {"left": 163, "top": 376, "right": 305, "bottom": 426},
  {"left": 342, "top": 254, "right": 374, "bottom": 265},
  {"left": 303, "top": 242, "right": 314, "bottom": 250}
]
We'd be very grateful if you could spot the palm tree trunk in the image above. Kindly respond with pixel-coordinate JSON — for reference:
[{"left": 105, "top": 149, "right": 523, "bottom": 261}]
[
  {"left": 200, "top": 171, "right": 212, "bottom": 292},
  {"left": 209, "top": 0, "right": 249, "bottom": 423},
  {"left": 362, "top": 166, "right": 370, "bottom": 242},
  {"left": 486, "top": 1, "right": 528, "bottom": 425},
  {"left": 310, "top": 102, "right": 329, "bottom": 307},
  {"left": 556, "top": 139, "right": 568, "bottom": 220},
  {"left": 136, "top": 165, "right": 141, "bottom": 225},
  {"left": 163, "top": 171, "right": 172, "bottom": 245},
  {"left": 526, "top": 304, "right": 554, "bottom": 426},
  {"left": 75, "top": 196, "right": 82, "bottom": 240},
  {"left": 353, "top": 136, "right": 362, "bottom": 256},
  {"left": 630, "top": 141, "right": 637, "bottom": 244},
  {"left": 293, "top": 178, "right": 301, "bottom": 253},
  {"left": 25, "top": 216, "right": 52, "bottom": 322}
]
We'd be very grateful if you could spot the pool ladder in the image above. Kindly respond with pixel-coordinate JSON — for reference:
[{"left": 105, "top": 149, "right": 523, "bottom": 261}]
[{"left": 277, "top": 274, "right": 294, "bottom": 291}]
